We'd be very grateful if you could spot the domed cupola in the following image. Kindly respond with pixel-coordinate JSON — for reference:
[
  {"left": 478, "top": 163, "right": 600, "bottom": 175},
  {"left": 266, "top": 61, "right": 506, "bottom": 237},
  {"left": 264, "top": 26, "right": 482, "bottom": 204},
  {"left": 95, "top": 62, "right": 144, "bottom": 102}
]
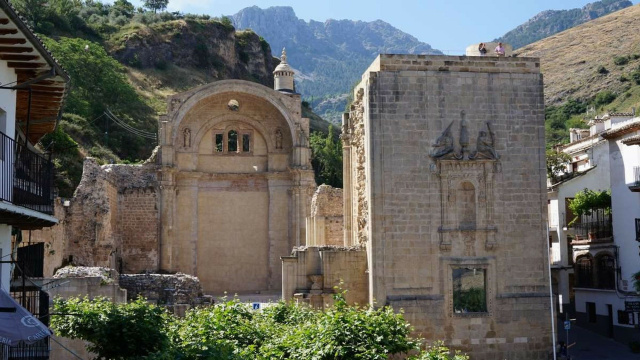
[{"left": 273, "top": 48, "right": 295, "bottom": 92}]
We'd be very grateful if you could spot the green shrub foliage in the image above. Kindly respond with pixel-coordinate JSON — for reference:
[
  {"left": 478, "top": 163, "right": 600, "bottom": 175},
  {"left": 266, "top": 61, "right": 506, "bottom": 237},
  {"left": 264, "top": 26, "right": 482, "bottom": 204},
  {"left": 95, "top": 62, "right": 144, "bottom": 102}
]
[
  {"left": 310, "top": 125, "right": 343, "bottom": 188},
  {"left": 51, "top": 293, "right": 468, "bottom": 360},
  {"left": 568, "top": 188, "right": 612, "bottom": 225}
]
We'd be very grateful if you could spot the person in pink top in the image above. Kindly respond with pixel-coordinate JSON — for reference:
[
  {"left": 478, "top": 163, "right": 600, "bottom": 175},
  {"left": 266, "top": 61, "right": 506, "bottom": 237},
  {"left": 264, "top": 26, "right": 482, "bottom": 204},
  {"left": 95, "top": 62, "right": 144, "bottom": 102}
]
[{"left": 495, "top": 42, "right": 505, "bottom": 57}]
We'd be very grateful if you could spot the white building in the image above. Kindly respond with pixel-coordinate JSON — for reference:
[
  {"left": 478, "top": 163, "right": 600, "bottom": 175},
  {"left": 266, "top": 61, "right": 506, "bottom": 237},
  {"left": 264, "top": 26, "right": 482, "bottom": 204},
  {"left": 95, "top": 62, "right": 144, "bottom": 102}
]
[
  {"left": 548, "top": 112, "right": 640, "bottom": 344},
  {"left": 0, "top": 1, "right": 69, "bottom": 294}
]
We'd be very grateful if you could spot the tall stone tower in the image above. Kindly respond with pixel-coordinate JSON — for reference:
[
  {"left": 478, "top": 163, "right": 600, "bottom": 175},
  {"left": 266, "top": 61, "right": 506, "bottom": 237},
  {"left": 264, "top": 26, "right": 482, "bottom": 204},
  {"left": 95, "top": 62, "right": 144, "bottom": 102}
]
[
  {"left": 341, "top": 54, "right": 551, "bottom": 359},
  {"left": 273, "top": 48, "right": 295, "bottom": 93}
]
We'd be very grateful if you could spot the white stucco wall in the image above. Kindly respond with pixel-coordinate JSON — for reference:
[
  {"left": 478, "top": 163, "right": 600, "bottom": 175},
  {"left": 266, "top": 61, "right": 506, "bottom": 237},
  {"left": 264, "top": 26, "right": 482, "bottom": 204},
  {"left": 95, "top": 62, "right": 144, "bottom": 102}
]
[
  {"left": 0, "top": 58, "right": 17, "bottom": 292},
  {"left": 0, "top": 59, "right": 16, "bottom": 137},
  {"left": 608, "top": 130, "right": 640, "bottom": 285}
]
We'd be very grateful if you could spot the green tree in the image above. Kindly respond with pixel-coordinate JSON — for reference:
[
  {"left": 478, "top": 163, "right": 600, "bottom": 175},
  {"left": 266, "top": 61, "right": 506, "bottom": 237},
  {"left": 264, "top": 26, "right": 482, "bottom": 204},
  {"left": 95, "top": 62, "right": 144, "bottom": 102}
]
[
  {"left": 51, "top": 297, "right": 171, "bottom": 360},
  {"left": 546, "top": 150, "right": 571, "bottom": 182},
  {"left": 310, "top": 125, "right": 343, "bottom": 188},
  {"left": 143, "top": 0, "right": 169, "bottom": 13},
  {"left": 52, "top": 294, "right": 468, "bottom": 360},
  {"left": 568, "top": 188, "right": 612, "bottom": 225},
  {"left": 113, "top": 0, "right": 135, "bottom": 17},
  {"left": 12, "top": 0, "right": 51, "bottom": 29}
]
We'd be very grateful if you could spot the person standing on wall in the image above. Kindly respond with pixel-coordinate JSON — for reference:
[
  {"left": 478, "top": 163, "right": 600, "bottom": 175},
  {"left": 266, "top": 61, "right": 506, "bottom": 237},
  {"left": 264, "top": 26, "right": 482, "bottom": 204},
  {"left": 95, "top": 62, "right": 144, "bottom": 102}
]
[
  {"left": 495, "top": 42, "right": 505, "bottom": 57},
  {"left": 478, "top": 42, "right": 487, "bottom": 56}
]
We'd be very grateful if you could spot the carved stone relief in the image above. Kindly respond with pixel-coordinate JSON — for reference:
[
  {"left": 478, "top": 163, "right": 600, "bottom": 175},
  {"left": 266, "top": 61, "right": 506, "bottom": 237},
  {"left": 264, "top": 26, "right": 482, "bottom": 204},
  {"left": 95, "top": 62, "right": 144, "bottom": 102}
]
[
  {"left": 182, "top": 128, "right": 191, "bottom": 148},
  {"left": 348, "top": 88, "right": 368, "bottom": 245},
  {"left": 436, "top": 161, "right": 498, "bottom": 252},
  {"left": 430, "top": 111, "right": 500, "bottom": 252},
  {"left": 275, "top": 128, "right": 283, "bottom": 150}
]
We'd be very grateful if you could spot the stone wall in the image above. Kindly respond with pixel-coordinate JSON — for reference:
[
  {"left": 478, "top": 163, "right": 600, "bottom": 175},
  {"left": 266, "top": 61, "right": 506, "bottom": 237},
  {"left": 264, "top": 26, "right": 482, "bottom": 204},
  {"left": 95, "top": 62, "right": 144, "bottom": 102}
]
[
  {"left": 38, "top": 158, "right": 161, "bottom": 274},
  {"left": 306, "top": 185, "right": 343, "bottom": 246},
  {"left": 118, "top": 273, "right": 207, "bottom": 306},
  {"left": 119, "top": 188, "right": 158, "bottom": 273},
  {"left": 281, "top": 246, "right": 368, "bottom": 307},
  {"left": 342, "top": 54, "right": 551, "bottom": 359}
]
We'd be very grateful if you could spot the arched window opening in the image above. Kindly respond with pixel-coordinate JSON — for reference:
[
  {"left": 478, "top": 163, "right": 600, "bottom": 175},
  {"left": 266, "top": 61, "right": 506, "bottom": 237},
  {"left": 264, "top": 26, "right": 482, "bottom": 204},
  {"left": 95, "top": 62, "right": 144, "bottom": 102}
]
[
  {"left": 576, "top": 256, "right": 593, "bottom": 288},
  {"left": 215, "top": 133, "right": 223, "bottom": 152},
  {"left": 597, "top": 254, "right": 615, "bottom": 289},
  {"left": 228, "top": 130, "right": 238, "bottom": 152},
  {"left": 242, "top": 133, "right": 251, "bottom": 152}
]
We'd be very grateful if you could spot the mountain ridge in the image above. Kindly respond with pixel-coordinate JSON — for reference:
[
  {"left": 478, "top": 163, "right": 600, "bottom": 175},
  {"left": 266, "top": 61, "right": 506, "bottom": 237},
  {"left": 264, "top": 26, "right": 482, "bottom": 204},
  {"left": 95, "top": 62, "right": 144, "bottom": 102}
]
[
  {"left": 496, "top": 0, "right": 632, "bottom": 49},
  {"left": 231, "top": 6, "right": 442, "bottom": 123}
]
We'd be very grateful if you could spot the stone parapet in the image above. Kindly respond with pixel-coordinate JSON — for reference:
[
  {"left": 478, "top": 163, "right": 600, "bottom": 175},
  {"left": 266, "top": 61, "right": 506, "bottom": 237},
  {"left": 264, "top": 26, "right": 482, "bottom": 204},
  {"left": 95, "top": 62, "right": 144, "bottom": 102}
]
[{"left": 363, "top": 54, "right": 540, "bottom": 75}]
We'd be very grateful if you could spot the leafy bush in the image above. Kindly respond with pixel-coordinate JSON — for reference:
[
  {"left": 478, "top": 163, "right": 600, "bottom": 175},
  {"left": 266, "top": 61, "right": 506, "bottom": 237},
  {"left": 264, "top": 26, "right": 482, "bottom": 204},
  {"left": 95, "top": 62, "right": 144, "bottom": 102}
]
[
  {"left": 409, "top": 341, "right": 469, "bottom": 360},
  {"left": 568, "top": 188, "right": 611, "bottom": 225},
  {"left": 52, "top": 297, "right": 171, "bottom": 360},
  {"left": 630, "top": 70, "right": 640, "bottom": 85},
  {"left": 546, "top": 150, "right": 571, "bottom": 182},
  {"left": 52, "top": 294, "right": 468, "bottom": 360},
  {"left": 597, "top": 65, "right": 609, "bottom": 74},
  {"left": 310, "top": 125, "right": 343, "bottom": 188},
  {"left": 613, "top": 55, "right": 629, "bottom": 66},
  {"left": 594, "top": 90, "right": 616, "bottom": 107}
]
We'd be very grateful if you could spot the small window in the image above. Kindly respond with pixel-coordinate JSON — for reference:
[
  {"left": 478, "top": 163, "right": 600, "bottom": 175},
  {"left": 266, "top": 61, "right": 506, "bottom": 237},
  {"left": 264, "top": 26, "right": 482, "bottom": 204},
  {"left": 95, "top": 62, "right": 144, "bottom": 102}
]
[
  {"left": 635, "top": 218, "right": 640, "bottom": 242},
  {"left": 597, "top": 255, "right": 615, "bottom": 290},
  {"left": 215, "top": 133, "right": 223, "bottom": 152},
  {"left": 228, "top": 130, "right": 238, "bottom": 152},
  {"left": 587, "top": 302, "right": 597, "bottom": 323},
  {"left": 618, "top": 310, "right": 635, "bottom": 325},
  {"left": 242, "top": 134, "right": 250, "bottom": 152},
  {"left": 453, "top": 267, "right": 487, "bottom": 314},
  {"left": 576, "top": 256, "right": 593, "bottom": 288}
]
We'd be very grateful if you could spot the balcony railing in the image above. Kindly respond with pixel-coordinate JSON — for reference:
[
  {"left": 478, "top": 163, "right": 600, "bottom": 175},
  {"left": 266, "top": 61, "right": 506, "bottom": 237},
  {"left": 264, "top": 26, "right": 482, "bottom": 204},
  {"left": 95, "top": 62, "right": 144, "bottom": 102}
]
[
  {"left": 0, "top": 131, "right": 54, "bottom": 215},
  {"left": 631, "top": 166, "right": 640, "bottom": 192},
  {"left": 570, "top": 209, "right": 612, "bottom": 242}
]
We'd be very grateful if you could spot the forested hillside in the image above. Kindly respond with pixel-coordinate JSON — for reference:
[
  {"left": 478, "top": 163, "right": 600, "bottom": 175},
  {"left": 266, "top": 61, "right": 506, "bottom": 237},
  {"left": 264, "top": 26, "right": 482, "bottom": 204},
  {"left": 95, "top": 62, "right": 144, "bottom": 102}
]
[
  {"left": 496, "top": 0, "right": 631, "bottom": 49},
  {"left": 515, "top": 4, "right": 640, "bottom": 148},
  {"left": 13, "top": 0, "right": 334, "bottom": 196}
]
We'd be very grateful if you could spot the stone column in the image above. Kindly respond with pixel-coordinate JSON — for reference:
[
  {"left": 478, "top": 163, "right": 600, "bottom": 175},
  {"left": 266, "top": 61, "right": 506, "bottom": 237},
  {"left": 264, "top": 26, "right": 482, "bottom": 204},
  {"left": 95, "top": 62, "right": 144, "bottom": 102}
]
[
  {"left": 342, "top": 113, "right": 354, "bottom": 246},
  {"left": 174, "top": 178, "right": 198, "bottom": 275},
  {"left": 267, "top": 176, "right": 291, "bottom": 290}
]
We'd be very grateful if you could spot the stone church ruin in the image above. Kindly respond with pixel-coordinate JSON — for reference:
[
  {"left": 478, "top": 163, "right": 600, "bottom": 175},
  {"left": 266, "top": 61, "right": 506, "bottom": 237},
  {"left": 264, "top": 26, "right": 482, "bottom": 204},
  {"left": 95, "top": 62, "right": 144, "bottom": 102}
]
[{"left": 34, "top": 50, "right": 552, "bottom": 359}]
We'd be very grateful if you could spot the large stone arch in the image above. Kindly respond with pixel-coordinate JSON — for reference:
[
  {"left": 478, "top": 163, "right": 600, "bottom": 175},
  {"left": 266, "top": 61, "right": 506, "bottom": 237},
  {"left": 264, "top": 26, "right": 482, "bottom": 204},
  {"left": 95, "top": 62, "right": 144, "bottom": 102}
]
[{"left": 170, "top": 80, "right": 299, "bottom": 147}]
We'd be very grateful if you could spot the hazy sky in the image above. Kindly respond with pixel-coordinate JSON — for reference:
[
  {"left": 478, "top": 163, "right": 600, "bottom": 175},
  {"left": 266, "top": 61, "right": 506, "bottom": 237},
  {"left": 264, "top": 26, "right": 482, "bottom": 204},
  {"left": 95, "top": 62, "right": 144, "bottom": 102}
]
[{"left": 122, "top": 0, "right": 640, "bottom": 52}]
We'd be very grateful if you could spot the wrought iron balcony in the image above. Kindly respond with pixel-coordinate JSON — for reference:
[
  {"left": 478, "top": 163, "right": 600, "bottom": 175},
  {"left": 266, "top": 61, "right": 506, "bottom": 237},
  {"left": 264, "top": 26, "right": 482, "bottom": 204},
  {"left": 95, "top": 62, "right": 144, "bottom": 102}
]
[
  {"left": 630, "top": 166, "right": 640, "bottom": 192},
  {"left": 0, "top": 131, "right": 55, "bottom": 228},
  {"left": 570, "top": 213, "right": 613, "bottom": 243}
]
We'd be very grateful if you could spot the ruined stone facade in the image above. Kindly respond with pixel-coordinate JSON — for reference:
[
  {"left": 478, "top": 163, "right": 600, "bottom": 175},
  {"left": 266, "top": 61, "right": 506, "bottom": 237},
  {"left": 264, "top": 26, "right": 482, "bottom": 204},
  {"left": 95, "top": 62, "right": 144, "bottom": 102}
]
[
  {"left": 343, "top": 55, "right": 551, "bottom": 359},
  {"left": 306, "top": 185, "right": 343, "bottom": 246},
  {"left": 157, "top": 80, "right": 315, "bottom": 295},
  {"left": 62, "top": 159, "right": 159, "bottom": 274}
]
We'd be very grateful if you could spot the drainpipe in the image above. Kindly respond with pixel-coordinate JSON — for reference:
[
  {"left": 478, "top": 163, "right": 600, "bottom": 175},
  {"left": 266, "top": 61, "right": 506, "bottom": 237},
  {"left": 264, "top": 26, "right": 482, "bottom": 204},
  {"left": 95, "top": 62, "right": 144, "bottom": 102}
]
[{"left": 547, "top": 224, "right": 557, "bottom": 360}]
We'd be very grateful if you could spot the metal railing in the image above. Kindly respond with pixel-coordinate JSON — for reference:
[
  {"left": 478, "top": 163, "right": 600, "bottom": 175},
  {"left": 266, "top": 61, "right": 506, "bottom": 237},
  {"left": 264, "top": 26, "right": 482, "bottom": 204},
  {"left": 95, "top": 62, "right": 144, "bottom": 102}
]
[
  {"left": 1, "top": 289, "right": 50, "bottom": 359},
  {"left": 0, "top": 131, "right": 54, "bottom": 215},
  {"left": 570, "top": 209, "right": 612, "bottom": 241}
]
